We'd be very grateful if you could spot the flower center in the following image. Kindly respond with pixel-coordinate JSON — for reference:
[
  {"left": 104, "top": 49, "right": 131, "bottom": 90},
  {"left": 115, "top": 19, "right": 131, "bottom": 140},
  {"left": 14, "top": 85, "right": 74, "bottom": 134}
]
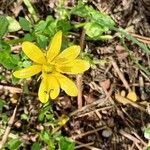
[{"left": 42, "top": 64, "right": 55, "bottom": 74}]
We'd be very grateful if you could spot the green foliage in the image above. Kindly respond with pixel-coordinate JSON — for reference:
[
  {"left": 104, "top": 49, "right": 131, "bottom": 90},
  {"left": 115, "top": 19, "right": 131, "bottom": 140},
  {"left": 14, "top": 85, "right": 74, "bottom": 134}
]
[
  {"left": 0, "top": 41, "right": 20, "bottom": 69},
  {"left": 34, "top": 20, "right": 48, "bottom": 33},
  {"left": 144, "top": 128, "right": 150, "bottom": 140},
  {"left": 84, "top": 22, "right": 104, "bottom": 38},
  {"left": 19, "top": 17, "right": 32, "bottom": 31},
  {"left": 0, "top": 99, "right": 6, "bottom": 112},
  {"left": 31, "top": 142, "right": 40, "bottom": 150},
  {"left": 20, "top": 113, "right": 29, "bottom": 121},
  {"left": 147, "top": 146, "right": 150, "bottom": 150},
  {"left": 59, "top": 137, "right": 75, "bottom": 150},
  {"left": 39, "top": 131, "right": 55, "bottom": 150},
  {"left": 6, "top": 16, "right": 21, "bottom": 32},
  {"left": 4, "top": 138, "right": 22, "bottom": 150},
  {"left": 0, "top": 16, "right": 9, "bottom": 39},
  {"left": 71, "top": 2, "right": 89, "bottom": 18},
  {"left": 71, "top": 1, "right": 115, "bottom": 39},
  {"left": 144, "top": 128, "right": 150, "bottom": 150},
  {"left": 0, "top": 2, "right": 114, "bottom": 73},
  {"left": 37, "top": 34, "right": 48, "bottom": 48},
  {"left": 39, "top": 131, "right": 75, "bottom": 150},
  {"left": 38, "top": 103, "right": 54, "bottom": 122}
]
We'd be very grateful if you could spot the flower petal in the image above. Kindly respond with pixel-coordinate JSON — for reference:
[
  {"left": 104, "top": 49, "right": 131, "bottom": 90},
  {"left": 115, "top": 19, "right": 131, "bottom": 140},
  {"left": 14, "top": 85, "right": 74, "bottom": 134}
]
[
  {"left": 38, "top": 77, "right": 49, "bottom": 103},
  {"left": 47, "top": 75, "right": 60, "bottom": 99},
  {"left": 47, "top": 31, "right": 62, "bottom": 62},
  {"left": 13, "top": 65, "right": 42, "bottom": 78},
  {"left": 22, "top": 42, "right": 46, "bottom": 64},
  {"left": 54, "top": 73, "right": 78, "bottom": 96},
  {"left": 53, "top": 45, "right": 81, "bottom": 64},
  {"left": 56, "top": 59, "right": 90, "bottom": 74}
]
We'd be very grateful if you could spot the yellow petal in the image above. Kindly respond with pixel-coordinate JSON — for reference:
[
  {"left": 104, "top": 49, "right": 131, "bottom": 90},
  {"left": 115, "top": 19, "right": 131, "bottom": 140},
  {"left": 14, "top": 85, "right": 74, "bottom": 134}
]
[
  {"left": 47, "top": 31, "right": 62, "bottom": 62},
  {"left": 47, "top": 75, "right": 60, "bottom": 99},
  {"left": 127, "top": 91, "right": 137, "bottom": 102},
  {"left": 38, "top": 77, "right": 49, "bottom": 103},
  {"left": 56, "top": 59, "right": 90, "bottom": 74},
  {"left": 54, "top": 73, "right": 78, "bottom": 96},
  {"left": 22, "top": 42, "right": 46, "bottom": 64},
  {"left": 53, "top": 45, "right": 81, "bottom": 64},
  {"left": 13, "top": 65, "right": 42, "bottom": 78},
  {"left": 57, "top": 114, "right": 69, "bottom": 126}
]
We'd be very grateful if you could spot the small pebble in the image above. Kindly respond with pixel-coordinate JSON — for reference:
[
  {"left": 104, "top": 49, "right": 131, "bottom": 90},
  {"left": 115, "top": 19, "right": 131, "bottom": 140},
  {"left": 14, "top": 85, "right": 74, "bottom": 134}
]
[{"left": 102, "top": 128, "right": 113, "bottom": 138}]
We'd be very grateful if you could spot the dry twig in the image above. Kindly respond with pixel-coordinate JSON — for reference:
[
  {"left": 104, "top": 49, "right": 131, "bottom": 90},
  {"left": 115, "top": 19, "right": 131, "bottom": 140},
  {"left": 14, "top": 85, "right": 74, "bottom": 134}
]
[
  {"left": 75, "top": 141, "right": 101, "bottom": 150},
  {"left": 119, "top": 130, "right": 144, "bottom": 150},
  {"left": 0, "top": 105, "right": 18, "bottom": 148},
  {"left": 76, "top": 29, "right": 86, "bottom": 109},
  {"left": 72, "top": 126, "right": 106, "bottom": 140},
  {"left": 111, "top": 57, "right": 131, "bottom": 91},
  {"left": 129, "top": 32, "right": 150, "bottom": 44}
]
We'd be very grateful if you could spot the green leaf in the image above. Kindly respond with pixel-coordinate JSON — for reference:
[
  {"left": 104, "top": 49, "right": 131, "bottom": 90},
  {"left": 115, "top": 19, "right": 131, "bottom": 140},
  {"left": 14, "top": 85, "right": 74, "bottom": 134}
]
[
  {"left": 44, "top": 16, "right": 57, "bottom": 36},
  {"left": 6, "top": 16, "right": 21, "bottom": 32},
  {"left": 59, "top": 137, "right": 75, "bottom": 150},
  {"left": 71, "top": 2, "right": 114, "bottom": 39},
  {"left": 0, "top": 41, "right": 11, "bottom": 52},
  {"left": 11, "top": 75, "right": 20, "bottom": 85},
  {"left": 48, "top": 139, "right": 55, "bottom": 150},
  {"left": 21, "top": 113, "right": 29, "bottom": 120},
  {"left": 84, "top": 22, "right": 104, "bottom": 38},
  {"left": 57, "top": 7, "right": 70, "bottom": 20},
  {"left": 34, "top": 20, "right": 47, "bottom": 33},
  {"left": 23, "top": 33, "right": 35, "bottom": 41},
  {"left": 57, "top": 20, "right": 72, "bottom": 33},
  {"left": 0, "top": 16, "right": 9, "bottom": 38},
  {"left": 71, "top": 1, "right": 115, "bottom": 30},
  {"left": 37, "top": 34, "right": 48, "bottom": 48},
  {"left": 146, "top": 146, "right": 150, "bottom": 150},
  {"left": 31, "top": 142, "right": 40, "bottom": 150},
  {"left": 0, "top": 75, "right": 5, "bottom": 80},
  {"left": 22, "top": 60, "right": 32, "bottom": 67},
  {"left": 71, "top": 1, "right": 89, "bottom": 18},
  {"left": 47, "top": 21, "right": 57, "bottom": 36},
  {"left": 88, "top": 8, "right": 115, "bottom": 29},
  {"left": 0, "top": 52, "right": 19, "bottom": 69},
  {"left": 43, "top": 132, "right": 50, "bottom": 141},
  {"left": 0, "top": 99, "right": 6, "bottom": 111},
  {"left": 19, "top": 17, "right": 32, "bottom": 31},
  {"left": 39, "top": 131, "right": 55, "bottom": 150},
  {"left": 0, "top": 41, "right": 20, "bottom": 69},
  {"left": 38, "top": 112, "right": 45, "bottom": 122},
  {"left": 38, "top": 103, "right": 53, "bottom": 122},
  {"left": 144, "top": 128, "right": 150, "bottom": 140},
  {"left": 6, "top": 138, "right": 22, "bottom": 150}
]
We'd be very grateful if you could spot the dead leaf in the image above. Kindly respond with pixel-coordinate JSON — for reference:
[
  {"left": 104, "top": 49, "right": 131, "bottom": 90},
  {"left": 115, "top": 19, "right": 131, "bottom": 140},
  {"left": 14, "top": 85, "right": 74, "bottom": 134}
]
[
  {"left": 115, "top": 93, "right": 129, "bottom": 105},
  {"left": 100, "top": 79, "right": 110, "bottom": 90},
  {"left": 115, "top": 90, "right": 138, "bottom": 105},
  {"left": 127, "top": 91, "right": 137, "bottom": 102}
]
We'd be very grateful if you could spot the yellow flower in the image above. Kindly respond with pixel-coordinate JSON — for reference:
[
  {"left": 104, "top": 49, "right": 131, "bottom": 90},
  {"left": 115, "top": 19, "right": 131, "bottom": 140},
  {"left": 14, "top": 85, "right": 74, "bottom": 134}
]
[{"left": 13, "top": 31, "right": 90, "bottom": 103}]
